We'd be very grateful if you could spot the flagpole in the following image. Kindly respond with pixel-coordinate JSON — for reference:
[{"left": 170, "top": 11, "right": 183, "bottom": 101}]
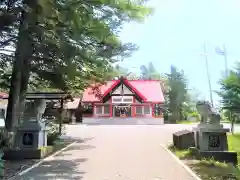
[{"left": 201, "top": 43, "right": 214, "bottom": 107}]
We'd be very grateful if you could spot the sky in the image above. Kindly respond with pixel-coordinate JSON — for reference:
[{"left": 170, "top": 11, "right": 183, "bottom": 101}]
[{"left": 118, "top": 0, "right": 240, "bottom": 105}]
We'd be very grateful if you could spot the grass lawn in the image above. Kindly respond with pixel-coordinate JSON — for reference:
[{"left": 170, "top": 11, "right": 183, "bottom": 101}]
[
  {"left": 228, "top": 134, "right": 240, "bottom": 166},
  {"left": 169, "top": 134, "right": 240, "bottom": 180},
  {"left": 220, "top": 120, "right": 240, "bottom": 124},
  {"left": 40, "top": 139, "right": 74, "bottom": 157},
  {"left": 176, "top": 120, "right": 198, "bottom": 124}
]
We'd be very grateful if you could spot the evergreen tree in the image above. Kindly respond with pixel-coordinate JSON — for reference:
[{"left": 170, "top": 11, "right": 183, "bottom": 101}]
[
  {"left": 0, "top": 0, "right": 152, "bottom": 131},
  {"left": 165, "top": 65, "right": 188, "bottom": 122}
]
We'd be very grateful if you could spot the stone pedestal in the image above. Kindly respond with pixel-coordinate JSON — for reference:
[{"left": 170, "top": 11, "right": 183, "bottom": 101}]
[
  {"left": 193, "top": 123, "right": 229, "bottom": 151},
  {"left": 4, "top": 119, "right": 49, "bottom": 160},
  {"left": 14, "top": 119, "right": 47, "bottom": 149}
]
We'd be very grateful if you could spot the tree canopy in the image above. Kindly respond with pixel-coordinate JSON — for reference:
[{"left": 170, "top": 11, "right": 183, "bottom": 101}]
[
  {"left": 165, "top": 65, "right": 188, "bottom": 121},
  {"left": 140, "top": 62, "right": 163, "bottom": 80},
  {"left": 0, "top": 0, "right": 152, "bottom": 131},
  {"left": 217, "top": 63, "right": 240, "bottom": 133},
  {"left": 217, "top": 64, "right": 240, "bottom": 113},
  {"left": 0, "top": 0, "right": 152, "bottom": 91}
]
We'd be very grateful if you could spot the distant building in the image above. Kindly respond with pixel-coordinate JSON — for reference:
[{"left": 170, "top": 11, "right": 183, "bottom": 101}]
[{"left": 81, "top": 77, "right": 165, "bottom": 118}]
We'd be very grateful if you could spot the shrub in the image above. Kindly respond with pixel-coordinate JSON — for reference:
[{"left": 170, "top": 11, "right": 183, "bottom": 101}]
[
  {"left": 0, "top": 130, "right": 13, "bottom": 150},
  {"left": 45, "top": 120, "right": 65, "bottom": 146},
  {"left": 47, "top": 132, "right": 60, "bottom": 145},
  {"left": 188, "top": 112, "right": 200, "bottom": 121}
]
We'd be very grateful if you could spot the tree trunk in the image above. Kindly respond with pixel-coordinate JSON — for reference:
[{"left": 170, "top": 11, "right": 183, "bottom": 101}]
[
  {"left": 171, "top": 109, "right": 178, "bottom": 123},
  {"left": 5, "top": 61, "right": 22, "bottom": 131},
  {"left": 75, "top": 102, "right": 83, "bottom": 123},
  {"left": 5, "top": 0, "right": 37, "bottom": 131},
  {"left": 230, "top": 112, "right": 235, "bottom": 135},
  {"left": 5, "top": 20, "right": 27, "bottom": 131},
  {"left": 18, "top": 61, "right": 30, "bottom": 124}
]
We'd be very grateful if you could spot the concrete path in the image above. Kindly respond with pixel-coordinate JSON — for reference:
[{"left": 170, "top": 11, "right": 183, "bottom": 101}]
[{"left": 15, "top": 124, "right": 198, "bottom": 180}]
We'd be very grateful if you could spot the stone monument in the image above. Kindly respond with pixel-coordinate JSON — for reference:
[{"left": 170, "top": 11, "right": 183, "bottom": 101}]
[
  {"left": 193, "top": 101, "right": 228, "bottom": 151},
  {"left": 3, "top": 99, "right": 48, "bottom": 160},
  {"left": 192, "top": 101, "right": 238, "bottom": 165},
  {"left": 13, "top": 119, "right": 47, "bottom": 149}
]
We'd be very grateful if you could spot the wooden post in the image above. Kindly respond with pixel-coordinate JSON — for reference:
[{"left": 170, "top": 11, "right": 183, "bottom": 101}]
[
  {"left": 59, "top": 98, "right": 64, "bottom": 134},
  {"left": 132, "top": 97, "right": 136, "bottom": 117}
]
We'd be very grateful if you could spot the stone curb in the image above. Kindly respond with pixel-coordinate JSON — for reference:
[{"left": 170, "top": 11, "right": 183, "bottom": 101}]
[{"left": 160, "top": 144, "right": 202, "bottom": 180}]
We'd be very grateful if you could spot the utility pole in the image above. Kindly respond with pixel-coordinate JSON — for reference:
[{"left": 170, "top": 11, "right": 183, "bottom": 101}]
[
  {"left": 200, "top": 43, "right": 214, "bottom": 107},
  {"left": 223, "top": 44, "right": 229, "bottom": 77}
]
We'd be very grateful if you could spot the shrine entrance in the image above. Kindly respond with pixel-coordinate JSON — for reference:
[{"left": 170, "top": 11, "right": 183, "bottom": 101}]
[{"left": 113, "top": 104, "right": 132, "bottom": 117}]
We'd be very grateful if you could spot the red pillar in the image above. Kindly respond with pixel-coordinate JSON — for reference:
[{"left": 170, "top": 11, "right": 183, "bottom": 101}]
[
  {"left": 151, "top": 103, "right": 154, "bottom": 117},
  {"left": 132, "top": 97, "right": 136, "bottom": 117},
  {"left": 110, "top": 97, "right": 113, "bottom": 117}
]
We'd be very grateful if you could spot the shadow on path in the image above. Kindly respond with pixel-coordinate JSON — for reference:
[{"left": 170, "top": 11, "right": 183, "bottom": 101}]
[
  {"left": 17, "top": 158, "right": 87, "bottom": 180},
  {"left": 14, "top": 137, "right": 95, "bottom": 180}
]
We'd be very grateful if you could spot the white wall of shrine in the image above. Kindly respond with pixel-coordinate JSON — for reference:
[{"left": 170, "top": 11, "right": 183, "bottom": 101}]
[
  {"left": 92, "top": 82, "right": 154, "bottom": 117},
  {"left": 112, "top": 84, "right": 134, "bottom": 95},
  {"left": 111, "top": 96, "right": 133, "bottom": 104}
]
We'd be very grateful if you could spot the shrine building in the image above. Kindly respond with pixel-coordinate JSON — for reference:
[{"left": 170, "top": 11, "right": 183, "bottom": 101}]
[{"left": 81, "top": 77, "right": 165, "bottom": 118}]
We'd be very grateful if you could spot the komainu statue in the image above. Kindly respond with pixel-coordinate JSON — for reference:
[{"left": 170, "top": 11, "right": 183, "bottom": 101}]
[{"left": 196, "top": 101, "right": 220, "bottom": 125}]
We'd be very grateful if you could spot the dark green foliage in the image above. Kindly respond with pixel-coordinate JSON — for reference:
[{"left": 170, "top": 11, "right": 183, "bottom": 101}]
[
  {"left": 0, "top": 0, "right": 152, "bottom": 131},
  {"left": 217, "top": 69, "right": 240, "bottom": 113},
  {"left": 217, "top": 64, "right": 240, "bottom": 133},
  {"left": 165, "top": 65, "right": 188, "bottom": 122},
  {"left": 0, "top": 0, "right": 152, "bottom": 92},
  {"left": 45, "top": 121, "right": 61, "bottom": 146}
]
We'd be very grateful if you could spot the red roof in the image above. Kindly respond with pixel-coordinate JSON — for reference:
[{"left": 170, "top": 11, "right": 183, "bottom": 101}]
[
  {"left": 0, "top": 92, "right": 8, "bottom": 99},
  {"left": 82, "top": 80, "right": 165, "bottom": 103}
]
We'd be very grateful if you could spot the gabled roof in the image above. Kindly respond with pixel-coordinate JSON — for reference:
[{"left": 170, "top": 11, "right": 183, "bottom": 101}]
[
  {"left": 82, "top": 79, "right": 165, "bottom": 103},
  {"left": 102, "top": 79, "right": 147, "bottom": 101}
]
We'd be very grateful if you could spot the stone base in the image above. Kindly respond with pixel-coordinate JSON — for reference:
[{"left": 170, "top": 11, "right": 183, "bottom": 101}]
[
  {"left": 173, "top": 130, "right": 195, "bottom": 150},
  {"left": 193, "top": 123, "right": 226, "bottom": 132},
  {"left": 3, "top": 147, "right": 53, "bottom": 160},
  {"left": 190, "top": 147, "right": 238, "bottom": 166},
  {"left": 193, "top": 124, "right": 229, "bottom": 151}
]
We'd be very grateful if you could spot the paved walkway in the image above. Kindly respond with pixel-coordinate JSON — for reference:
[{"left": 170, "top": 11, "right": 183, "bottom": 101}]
[{"left": 16, "top": 124, "right": 197, "bottom": 180}]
